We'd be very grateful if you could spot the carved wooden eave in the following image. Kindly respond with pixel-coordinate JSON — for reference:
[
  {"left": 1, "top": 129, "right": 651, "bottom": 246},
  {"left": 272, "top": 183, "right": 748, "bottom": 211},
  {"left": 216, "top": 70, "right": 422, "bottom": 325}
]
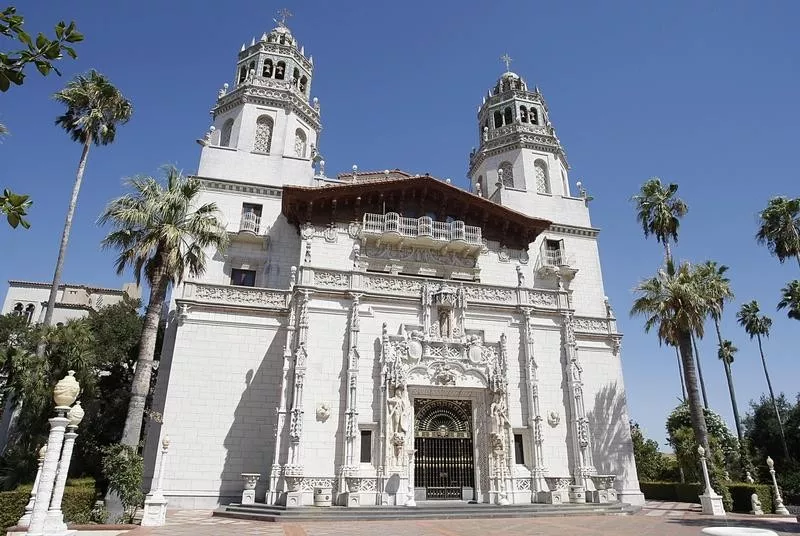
[{"left": 282, "top": 175, "right": 551, "bottom": 250}]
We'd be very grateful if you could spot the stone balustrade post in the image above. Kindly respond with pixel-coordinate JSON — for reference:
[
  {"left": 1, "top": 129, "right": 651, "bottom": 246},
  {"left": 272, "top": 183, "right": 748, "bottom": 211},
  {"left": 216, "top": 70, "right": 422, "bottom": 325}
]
[
  {"left": 27, "top": 411, "right": 69, "bottom": 536},
  {"left": 141, "top": 436, "right": 171, "bottom": 526},
  {"left": 766, "top": 456, "right": 790, "bottom": 516},
  {"left": 16, "top": 445, "right": 46, "bottom": 528}
]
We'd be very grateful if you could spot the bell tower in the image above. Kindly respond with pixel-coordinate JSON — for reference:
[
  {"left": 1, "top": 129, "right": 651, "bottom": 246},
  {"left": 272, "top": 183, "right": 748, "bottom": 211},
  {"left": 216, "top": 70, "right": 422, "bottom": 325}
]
[
  {"left": 468, "top": 56, "right": 575, "bottom": 223},
  {"left": 197, "top": 10, "right": 322, "bottom": 186}
]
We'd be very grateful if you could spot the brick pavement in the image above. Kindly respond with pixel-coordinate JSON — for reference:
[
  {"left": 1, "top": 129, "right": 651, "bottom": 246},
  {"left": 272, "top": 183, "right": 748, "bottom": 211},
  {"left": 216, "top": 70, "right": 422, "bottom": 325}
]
[{"left": 128, "top": 502, "right": 800, "bottom": 536}]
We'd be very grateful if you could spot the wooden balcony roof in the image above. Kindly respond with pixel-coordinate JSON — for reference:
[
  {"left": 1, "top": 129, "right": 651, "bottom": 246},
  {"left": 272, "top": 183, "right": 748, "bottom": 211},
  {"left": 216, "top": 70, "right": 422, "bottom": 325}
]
[{"left": 282, "top": 174, "right": 551, "bottom": 249}]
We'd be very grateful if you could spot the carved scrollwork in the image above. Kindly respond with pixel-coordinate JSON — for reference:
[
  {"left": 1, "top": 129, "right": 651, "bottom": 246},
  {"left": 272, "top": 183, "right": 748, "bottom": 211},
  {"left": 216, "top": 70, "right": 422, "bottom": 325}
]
[
  {"left": 189, "top": 283, "right": 287, "bottom": 308},
  {"left": 573, "top": 317, "right": 609, "bottom": 333},
  {"left": 315, "top": 270, "right": 349, "bottom": 289}
]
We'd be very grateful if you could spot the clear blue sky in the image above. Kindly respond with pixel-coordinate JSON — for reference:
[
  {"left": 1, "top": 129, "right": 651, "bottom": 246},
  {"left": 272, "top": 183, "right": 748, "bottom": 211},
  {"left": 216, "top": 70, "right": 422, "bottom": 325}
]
[{"left": 2, "top": 1, "right": 798, "bottom": 448}]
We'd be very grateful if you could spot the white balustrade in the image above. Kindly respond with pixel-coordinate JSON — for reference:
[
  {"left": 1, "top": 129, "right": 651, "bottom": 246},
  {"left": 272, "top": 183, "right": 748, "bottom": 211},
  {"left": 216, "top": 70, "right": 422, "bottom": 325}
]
[
  {"left": 360, "top": 213, "right": 481, "bottom": 245},
  {"left": 240, "top": 212, "right": 261, "bottom": 234}
]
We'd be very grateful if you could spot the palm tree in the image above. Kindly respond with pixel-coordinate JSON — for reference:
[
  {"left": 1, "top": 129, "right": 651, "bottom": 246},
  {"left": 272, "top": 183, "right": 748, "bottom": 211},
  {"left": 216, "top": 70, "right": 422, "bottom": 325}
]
[
  {"left": 631, "top": 262, "right": 711, "bottom": 451},
  {"left": 99, "top": 167, "right": 228, "bottom": 447},
  {"left": 736, "top": 301, "right": 789, "bottom": 458},
  {"left": 756, "top": 196, "right": 800, "bottom": 269},
  {"left": 777, "top": 280, "right": 800, "bottom": 320},
  {"left": 40, "top": 71, "right": 132, "bottom": 349},
  {"left": 695, "top": 261, "right": 742, "bottom": 440},
  {"left": 631, "top": 177, "right": 688, "bottom": 264}
]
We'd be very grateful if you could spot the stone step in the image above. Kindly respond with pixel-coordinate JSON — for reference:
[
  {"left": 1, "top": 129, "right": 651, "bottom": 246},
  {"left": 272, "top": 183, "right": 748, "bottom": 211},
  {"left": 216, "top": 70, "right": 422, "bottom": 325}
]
[{"left": 213, "top": 502, "right": 637, "bottom": 522}]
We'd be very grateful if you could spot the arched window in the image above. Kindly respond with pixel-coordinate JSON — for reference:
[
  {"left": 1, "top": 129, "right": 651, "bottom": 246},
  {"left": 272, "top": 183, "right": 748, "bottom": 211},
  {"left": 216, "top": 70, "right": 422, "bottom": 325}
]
[
  {"left": 561, "top": 170, "right": 569, "bottom": 196},
  {"left": 12, "top": 303, "right": 23, "bottom": 316},
  {"left": 294, "top": 129, "right": 307, "bottom": 158},
  {"left": 254, "top": 115, "right": 274, "bottom": 153},
  {"left": 238, "top": 65, "right": 247, "bottom": 84},
  {"left": 493, "top": 111, "right": 503, "bottom": 128},
  {"left": 299, "top": 76, "right": 308, "bottom": 94},
  {"left": 534, "top": 160, "right": 550, "bottom": 193},
  {"left": 476, "top": 175, "right": 484, "bottom": 196},
  {"left": 503, "top": 107, "right": 513, "bottom": 125},
  {"left": 279, "top": 34, "right": 286, "bottom": 45},
  {"left": 24, "top": 304, "right": 35, "bottom": 324},
  {"left": 220, "top": 119, "right": 234, "bottom": 147},
  {"left": 262, "top": 59, "right": 273, "bottom": 78},
  {"left": 499, "top": 161, "right": 514, "bottom": 188},
  {"left": 530, "top": 107, "right": 539, "bottom": 125},
  {"left": 520, "top": 106, "right": 528, "bottom": 123},
  {"left": 292, "top": 68, "right": 300, "bottom": 87},
  {"left": 275, "top": 61, "right": 286, "bottom": 80}
]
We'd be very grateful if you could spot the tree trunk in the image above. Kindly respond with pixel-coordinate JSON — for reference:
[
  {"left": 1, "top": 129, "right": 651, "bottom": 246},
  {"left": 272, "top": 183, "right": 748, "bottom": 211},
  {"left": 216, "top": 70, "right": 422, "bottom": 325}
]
[
  {"left": 37, "top": 139, "right": 92, "bottom": 356},
  {"left": 664, "top": 242, "right": 673, "bottom": 266},
  {"left": 691, "top": 333, "right": 709, "bottom": 409},
  {"left": 713, "top": 318, "right": 743, "bottom": 442},
  {"left": 756, "top": 334, "right": 790, "bottom": 460},
  {"left": 678, "top": 330, "right": 710, "bottom": 451},
  {"left": 675, "top": 345, "right": 686, "bottom": 402},
  {"left": 120, "top": 266, "right": 168, "bottom": 448}
]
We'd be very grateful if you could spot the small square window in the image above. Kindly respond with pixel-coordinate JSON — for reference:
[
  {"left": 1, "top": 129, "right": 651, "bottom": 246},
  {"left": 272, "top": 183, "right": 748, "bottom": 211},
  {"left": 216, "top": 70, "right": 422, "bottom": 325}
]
[
  {"left": 231, "top": 268, "right": 256, "bottom": 287},
  {"left": 360, "top": 430, "right": 372, "bottom": 463},
  {"left": 514, "top": 433, "right": 525, "bottom": 465}
]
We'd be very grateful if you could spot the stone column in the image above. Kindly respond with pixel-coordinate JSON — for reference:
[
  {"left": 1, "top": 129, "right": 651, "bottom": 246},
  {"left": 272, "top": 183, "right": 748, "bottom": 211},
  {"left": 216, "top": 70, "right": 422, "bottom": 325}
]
[
  {"left": 268, "top": 283, "right": 297, "bottom": 505},
  {"left": 340, "top": 293, "right": 362, "bottom": 506},
  {"left": 17, "top": 445, "right": 46, "bottom": 528},
  {"left": 767, "top": 456, "right": 790, "bottom": 515},
  {"left": 561, "top": 311, "right": 595, "bottom": 490},
  {"left": 377, "top": 322, "right": 390, "bottom": 505},
  {"left": 27, "top": 412, "right": 69, "bottom": 536},
  {"left": 141, "top": 436, "right": 171, "bottom": 526},
  {"left": 520, "top": 307, "right": 546, "bottom": 499},
  {"left": 698, "top": 446, "right": 725, "bottom": 516},
  {"left": 45, "top": 401, "right": 84, "bottom": 533},
  {"left": 285, "top": 290, "right": 312, "bottom": 507}
]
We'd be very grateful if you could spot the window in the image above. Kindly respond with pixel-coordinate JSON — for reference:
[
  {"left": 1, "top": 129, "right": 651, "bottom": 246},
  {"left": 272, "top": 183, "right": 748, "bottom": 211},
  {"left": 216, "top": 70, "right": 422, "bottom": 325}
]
[
  {"left": 262, "top": 58, "right": 273, "bottom": 77},
  {"left": 231, "top": 268, "right": 256, "bottom": 287},
  {"left": 499, "top": 161, "right": 513, "bottom": 188},
  {"left": 561, "top": 170, "right": 569, "bottom": 196},
  {"left": 530, "top": 107, "right": 539, "bottom": 125},
  {"left": 503, "top": 107, "right": 513, "bottom": 125},
  {"left": 254, "top": 115, "right": 273, "bottom": 153},
  {"left": 292, "top": 67, "right": 300, "bottom": 87},
  {"left": 360, "top": 430, "right": 372, "bottom": 463},
  {"left": 220, "top": 119, "right": 234, "bottom": 147},
  {"left": 534, "top": 159, "right": 550, "bottom": 194},
  {"left": 299, "top": 75, "right": 308, "bottom": 94},
  {"left": 545, "top": 239, "right": 564, "bottom": 266},
  {"left": 514, "top": 434, "right": 525, "bottom": 465},
  {"left": 493, "top": 110, "right": 503, "bottom": 128},
  {"left": 24, "top": 304, "right": 35, "bottom": 324},
  {"left": 238, "top": 65, "right": 247, "bottom": 84},
  {"left": 520, "top": 106, "right": 528, "bottom": 123},
  {"left": 12, "top": 303, "right": 23, "bottom": 316},
  {"left": 294, "top": 129, "right": 307, "bottom": 158},
  {"left": 241, "top": 203, "right": 262, "bottom": 233},
  {"left": 476, "top": 175, "right": 484, "bottom": 196},
  {"left": 275, "top": 61, "right": 286, "bottom": 80}
]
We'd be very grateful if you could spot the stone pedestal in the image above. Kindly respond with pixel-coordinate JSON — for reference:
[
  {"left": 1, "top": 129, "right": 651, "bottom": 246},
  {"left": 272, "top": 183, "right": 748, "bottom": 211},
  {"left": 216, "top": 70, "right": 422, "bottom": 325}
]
[
  {"left": 542, "top": 477, "right": 572, "bottom": 504},
  {"left": 284, "top": 491, "right": 303, "bottom": 508},
  {"left": 141, "top": 436, "right": 171, "bottom": 526},
  {"left": 568, "top": 485, "right": 586, "bottom": 503},
  {"left": 700, "top": 492, "right": 726, "bottom": 517},
  {"left": 586, "top": 488, "right": 617, "bottom": 503}
]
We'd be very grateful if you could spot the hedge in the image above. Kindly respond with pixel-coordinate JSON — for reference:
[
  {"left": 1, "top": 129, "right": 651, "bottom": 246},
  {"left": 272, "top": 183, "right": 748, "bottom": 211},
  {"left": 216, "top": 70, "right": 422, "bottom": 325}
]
[
  {"left": 0, "top": 478, "right": 99, "bottom": 530},
  {"left": 640, "top": 481, "right": 775, "bottom": 513}
]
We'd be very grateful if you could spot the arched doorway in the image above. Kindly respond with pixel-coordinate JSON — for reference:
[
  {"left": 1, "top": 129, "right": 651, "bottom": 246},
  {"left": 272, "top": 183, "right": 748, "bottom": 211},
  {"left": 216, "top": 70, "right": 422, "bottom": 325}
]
[{"left": 414, "top": 399, "right": 474, "bottom": 500}]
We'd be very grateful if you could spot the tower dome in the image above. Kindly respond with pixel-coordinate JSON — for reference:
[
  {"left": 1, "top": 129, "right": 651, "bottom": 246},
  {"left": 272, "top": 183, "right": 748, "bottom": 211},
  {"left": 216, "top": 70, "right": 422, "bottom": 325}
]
[{"left": 493, "top": 71, "right": 527, "bottom": 95}]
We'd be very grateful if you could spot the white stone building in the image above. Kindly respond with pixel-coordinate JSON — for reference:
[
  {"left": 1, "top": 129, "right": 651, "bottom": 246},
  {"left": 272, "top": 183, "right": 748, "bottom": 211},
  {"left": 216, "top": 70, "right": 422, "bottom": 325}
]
[
  {"left": 1, "top": 280, "right": 140, "bottom": 325},
  {"left": 143, "top": 20, "right": 644, "bottom": 510}
]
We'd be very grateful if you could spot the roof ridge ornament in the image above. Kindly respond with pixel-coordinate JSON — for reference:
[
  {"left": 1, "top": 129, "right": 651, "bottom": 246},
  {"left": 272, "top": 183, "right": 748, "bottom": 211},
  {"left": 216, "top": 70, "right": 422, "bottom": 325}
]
[
  {"left": 274, "top": 7, "right": 293, "bottom": 29},
  {"left": 500, "top": 53, "right": 513, "bottom": 73}
]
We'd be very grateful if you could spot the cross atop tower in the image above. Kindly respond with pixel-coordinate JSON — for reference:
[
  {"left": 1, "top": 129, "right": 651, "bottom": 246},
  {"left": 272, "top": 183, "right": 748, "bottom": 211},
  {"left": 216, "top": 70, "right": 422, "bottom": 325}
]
[
  {"left": 274, "top": 8, "right": 293, "bottom": 28},
  {"left": 500, "top": 53, "right": 513, "bottom": 72}
]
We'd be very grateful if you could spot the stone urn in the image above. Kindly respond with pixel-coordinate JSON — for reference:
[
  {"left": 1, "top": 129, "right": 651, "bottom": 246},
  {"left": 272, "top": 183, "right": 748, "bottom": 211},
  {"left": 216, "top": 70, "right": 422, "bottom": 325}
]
[
  {"left": 283, "top": 466, "right": 304, "bottom": 493},
  {"left": 53, "top": 370, "right": 80, "bottom": 407},
  {"left": 241, "top": 473, "right": 260, "bottom": 491},
  {"left": 67, "top": 401, "right": 85, "bottom": 427}
]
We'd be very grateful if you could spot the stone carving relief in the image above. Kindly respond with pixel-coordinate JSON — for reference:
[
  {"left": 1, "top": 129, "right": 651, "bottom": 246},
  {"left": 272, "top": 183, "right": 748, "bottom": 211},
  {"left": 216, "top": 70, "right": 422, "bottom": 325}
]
[
  {"left": 301, "top": 222, "right": 315, "bottom": 239},
  {"left": 323, "top": 223, "right": 337, "bottom": 243},
  {"left": 528, "top": 290, "right": 557, "bottom": 307},
  {"left": 191, "top": 283, "right": 286, "bottom": 308},
  {"left": 573, "top": 317, "right": 608, "bottom": 333},
  {"left": 547, "top": 410, "right": 560, "bottom": 427},
  {"left": 347, "top": 222, "right": 361, "bottom": 239},
  {"left": 364, "top": 244, "right": 476, "bottom": 268},
  {"left": 315, "top": 402, "right": 331, "bottom": 422},
  {"left": 315, "top": 270, "right": 349, "bottom": 289}
]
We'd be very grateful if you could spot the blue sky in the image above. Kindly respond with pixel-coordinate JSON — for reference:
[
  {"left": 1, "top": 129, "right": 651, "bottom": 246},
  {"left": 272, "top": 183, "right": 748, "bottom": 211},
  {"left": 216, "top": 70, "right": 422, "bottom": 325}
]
[{"left": 2, "top": 1, "right": 798, "bottom": 448}]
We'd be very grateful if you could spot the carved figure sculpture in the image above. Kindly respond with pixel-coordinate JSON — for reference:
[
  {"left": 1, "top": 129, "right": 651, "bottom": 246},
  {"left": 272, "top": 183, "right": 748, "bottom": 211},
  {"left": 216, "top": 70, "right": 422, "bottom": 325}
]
[
  {"left": 751, "top": 493, "right": 764, "bottom": 515},
  {"left": 490, "top": 392, "right": 510, "bottom": 438},
  {"left": 387, "top": 384, "right": 410, "bottom": 436}
]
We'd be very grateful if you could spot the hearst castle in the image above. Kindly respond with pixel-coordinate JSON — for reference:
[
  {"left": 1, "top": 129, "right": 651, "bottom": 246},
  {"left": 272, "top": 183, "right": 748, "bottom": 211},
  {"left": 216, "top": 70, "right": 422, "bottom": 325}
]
[{"left": 143, "top": 18, "right": 644, "bottom": 510}]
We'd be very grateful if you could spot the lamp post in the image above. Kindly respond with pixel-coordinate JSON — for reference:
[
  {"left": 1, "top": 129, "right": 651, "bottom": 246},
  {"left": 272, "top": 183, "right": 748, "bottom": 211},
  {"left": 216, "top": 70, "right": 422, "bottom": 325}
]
[
  {"left": 17, "top": 445, "right": 46, "bottom": 528},
  {"left": 45, "top": 400, "right": 84, "bottom": 533},
  {"left": 697, "top": 446, "right": 725, "bottom": 516},
  {"left": 766, "top": 456, "right": 790, "bottom": 516},
  {"left": 27, "top": 371, "right": 80, "bottom": 536},
  {"left": 141, "top": 435, "right": 171, "bottom": 526}
]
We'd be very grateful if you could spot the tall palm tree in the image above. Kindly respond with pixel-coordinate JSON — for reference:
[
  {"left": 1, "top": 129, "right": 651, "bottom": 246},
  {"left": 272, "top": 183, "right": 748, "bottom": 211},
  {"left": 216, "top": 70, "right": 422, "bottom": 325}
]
[
  {"left": 632, "top": 262, "right": 711, "bottom": 451},
  {"left": 40, "top": 71, "right": 132, "bottom": 350},
  {"left": 99, "top": 167, "right": 228, "bottom": 447},
  {"left": 736, "top": 301, "right": 789, "bottom": 458},
  {"left": 631, "top": 177, "right": 688, "bottom": 264},
  {"left": 695, "top": 261, "right": 742, "bottom": 440},
  {"left": 777, "top": 280, "right": 800, "bottom": 320},
  {"left": 756, "top": 196, "right": 800, "bottom": 269}
]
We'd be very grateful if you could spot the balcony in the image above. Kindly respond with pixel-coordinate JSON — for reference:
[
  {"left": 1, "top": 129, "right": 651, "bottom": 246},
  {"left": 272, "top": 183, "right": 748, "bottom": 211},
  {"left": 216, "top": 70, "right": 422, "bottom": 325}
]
[
  {"left": 230, "top": 212, "right": 268, "bottom": 248},
  {"left": 240, "top": 211, "right": 260, "bottom": 234},
  {"left": 536, "top": 244, "right": 578, "bottom": 280},
  {"left": 361, "top": 212, "right": 482, "bottom": 254}
]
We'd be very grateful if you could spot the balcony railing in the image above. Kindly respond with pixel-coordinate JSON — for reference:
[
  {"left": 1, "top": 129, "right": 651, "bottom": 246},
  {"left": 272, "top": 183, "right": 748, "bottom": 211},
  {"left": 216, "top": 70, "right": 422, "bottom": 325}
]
[
  {"left": 239, "top": 212, "right": 261, "bottom": 234},
  {"left": 362, "top": 212, "right": 482, "bottom": 246}
]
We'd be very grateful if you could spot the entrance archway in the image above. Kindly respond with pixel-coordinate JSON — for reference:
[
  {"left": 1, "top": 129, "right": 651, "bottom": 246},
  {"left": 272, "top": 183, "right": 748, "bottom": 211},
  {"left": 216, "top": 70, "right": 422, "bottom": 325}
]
[{"left": 413, "top": 399, "right": 475, "bottom": 500}]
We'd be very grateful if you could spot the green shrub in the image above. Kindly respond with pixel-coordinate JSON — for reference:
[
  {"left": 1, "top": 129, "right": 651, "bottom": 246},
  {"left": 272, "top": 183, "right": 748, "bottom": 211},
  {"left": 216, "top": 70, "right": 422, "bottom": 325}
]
[
  {"left": 101, "top": 444, "right": 143, "bottom": 524},
  {"left": 728, "top": 483, "right": 773, "bottom": 514},
  {"left": 0, "top": 489, "right": 28, "bottom": 529},
  {"left": 62, "top": 485, "right": 98, "bottom": 524},
  {"left": 640, "top": 481, "right": 703, "bottom": 502}
]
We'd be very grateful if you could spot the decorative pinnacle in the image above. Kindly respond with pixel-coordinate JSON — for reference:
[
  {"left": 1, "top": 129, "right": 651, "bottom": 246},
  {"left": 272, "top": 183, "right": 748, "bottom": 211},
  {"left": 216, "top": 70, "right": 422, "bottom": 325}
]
[
  {"left": 500, "top": 53, "right": 513, "bottom": 72},
  {"left": 274, "top": 8, "right": 293, "bottom": 28}
]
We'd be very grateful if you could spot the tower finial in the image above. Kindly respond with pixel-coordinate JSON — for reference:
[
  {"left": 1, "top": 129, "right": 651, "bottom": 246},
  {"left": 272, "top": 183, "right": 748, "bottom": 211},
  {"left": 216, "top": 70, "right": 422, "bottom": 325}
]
[
  {"left": 274, "top": 8, "right": 293, "bottom": 28},
  {"left": 500, "top": 53, "right": 513, "bottom": 72}
]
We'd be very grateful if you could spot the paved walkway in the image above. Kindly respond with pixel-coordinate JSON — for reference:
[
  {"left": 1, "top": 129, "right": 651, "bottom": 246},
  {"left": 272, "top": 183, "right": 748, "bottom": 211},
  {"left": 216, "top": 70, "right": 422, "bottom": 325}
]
[{"left": 128, "top": 501, "right": 800, "bottom": 535}]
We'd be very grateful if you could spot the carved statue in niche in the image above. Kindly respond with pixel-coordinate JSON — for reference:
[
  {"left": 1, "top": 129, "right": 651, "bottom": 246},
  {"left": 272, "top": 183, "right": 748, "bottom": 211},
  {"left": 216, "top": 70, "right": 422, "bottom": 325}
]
[
  {"left": 490, "top": 392, "right": 510, "bottom": 440},
  {"left": 438, "top": 308, "right": 452, "bottom": 339},
  {"left": 387, "top": 384, "right": 410, "bottom": 436}
]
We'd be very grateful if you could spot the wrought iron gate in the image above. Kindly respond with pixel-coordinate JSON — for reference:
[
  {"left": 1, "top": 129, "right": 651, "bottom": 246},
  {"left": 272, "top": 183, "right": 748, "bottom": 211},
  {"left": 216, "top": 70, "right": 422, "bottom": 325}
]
[{"left": 414, "top": 399, "right": 474, "bottom": 500}]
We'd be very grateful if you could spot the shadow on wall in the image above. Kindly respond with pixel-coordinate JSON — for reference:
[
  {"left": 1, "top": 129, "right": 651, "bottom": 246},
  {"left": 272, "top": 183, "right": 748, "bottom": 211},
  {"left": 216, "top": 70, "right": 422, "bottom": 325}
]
[
  {"left": 219, "top": 333, "right": 284, "bottom": 504},
  {"left": 587, "top": 382, "right": 636, "bottom": 483}
]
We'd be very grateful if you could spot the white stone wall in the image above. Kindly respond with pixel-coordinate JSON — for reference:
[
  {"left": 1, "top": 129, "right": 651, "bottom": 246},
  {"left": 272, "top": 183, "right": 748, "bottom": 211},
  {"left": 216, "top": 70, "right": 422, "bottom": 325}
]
[{"left": 1, "top": 282, "right": 131, "bottom": 324}]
